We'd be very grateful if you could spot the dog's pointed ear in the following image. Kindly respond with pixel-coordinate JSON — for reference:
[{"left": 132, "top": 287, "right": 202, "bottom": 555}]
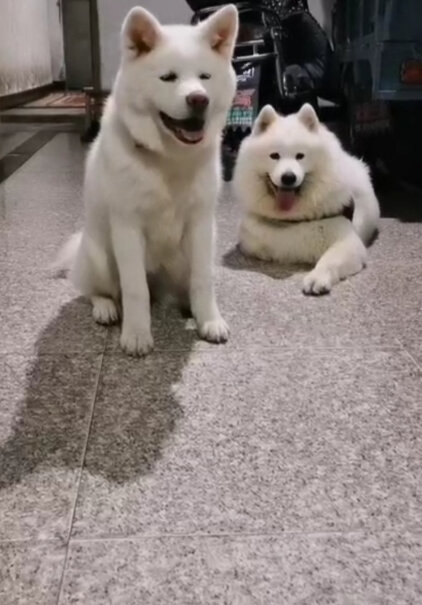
[
  {"left": 297, "top": 103, "right": 319, "bottom": 131},
  {"left": 252, "top": 105, "right": 279, "bottom": 135},
  {"left": 121, "top": 7, "right": 162, "bottom": 56},
  {"left": 200, "top": 4, "right": 239, "bottom": 59}
]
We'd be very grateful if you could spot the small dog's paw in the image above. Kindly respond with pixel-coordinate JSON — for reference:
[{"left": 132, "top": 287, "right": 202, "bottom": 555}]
[
  {"left": 303, "top": 269, "right": 333, "bottom": 296},
  {"left": 120, "top": 328, "right": 154, "bottom": 357},
  {"left": 92, "top": 297, "right": 119, "bottom": 325},
  {"left": 198, "top": 317, "right": 229, "bottom": 344}
]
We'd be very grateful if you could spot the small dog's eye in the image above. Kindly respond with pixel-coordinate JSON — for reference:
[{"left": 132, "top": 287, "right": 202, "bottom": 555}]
[
  {"left": 270, "top": 152, "right": 280, "bottom": 160},
  {"left": 160, "top": 72, "right": 178, "bottom": 82},
  {"left": 296, "top": 153, "right": 305, "bottom": 160},
  {"left": 199, "top": 73, "right": 211, "bottom": 80}
]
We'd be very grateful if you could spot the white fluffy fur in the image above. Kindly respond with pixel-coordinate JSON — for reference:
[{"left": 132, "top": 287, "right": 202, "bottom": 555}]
[
  {"left": 233, "top": 104, "right": 380, "bottom": 294},
  {"left": 56, "top": 5, "right": 238, "bottom": 355}
]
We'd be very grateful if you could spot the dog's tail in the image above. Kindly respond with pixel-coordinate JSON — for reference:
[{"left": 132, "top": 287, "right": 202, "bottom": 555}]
[
  {"left": 351, "top": 163, "right": 380, "bottom": 245},
  {"left": 51, "top": 231, "right": 82, "bottom": 277}
]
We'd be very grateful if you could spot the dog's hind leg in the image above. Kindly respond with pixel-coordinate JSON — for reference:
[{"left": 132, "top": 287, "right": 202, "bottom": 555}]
[
  {"left": 92, "top": 296, "right": 120, "bottom": 325},
  {"left": 71, "top": 235, "right": 120, "bottom": 323},
  {"left": 303, "top": 230, "right": 367, "bottom": 295},
  {"left": 162, "top": 251, "right": 192, "bottom": 316}
]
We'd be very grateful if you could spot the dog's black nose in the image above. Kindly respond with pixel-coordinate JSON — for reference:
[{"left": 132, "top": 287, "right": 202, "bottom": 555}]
[
  {"left": 186, "top": 92, "right": 209, "bottom": 112},
  {"left": 281, "top": 171, "right": 297, "bottom": 187}
]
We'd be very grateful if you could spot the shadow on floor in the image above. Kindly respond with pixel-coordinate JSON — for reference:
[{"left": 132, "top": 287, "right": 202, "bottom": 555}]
[
  {"left": 0, "top": 298, "right": 193, "bottom": 488},
  {"left": 223, "top": 244, "right": 310, "bottom": 280}
]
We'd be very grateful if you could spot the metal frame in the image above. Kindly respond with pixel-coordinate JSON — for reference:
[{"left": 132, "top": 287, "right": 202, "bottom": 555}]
[
  {"left": 190, "top": 1, "right": 289, "bottom": 102},
  {"left": 82, "top": 0, "right": 104, "bottom": 138}
]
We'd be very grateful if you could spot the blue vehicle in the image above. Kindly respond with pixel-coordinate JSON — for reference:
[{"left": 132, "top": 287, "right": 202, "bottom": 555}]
[{"left": 333, "top": 0, "right": 422, "bottom": 177}]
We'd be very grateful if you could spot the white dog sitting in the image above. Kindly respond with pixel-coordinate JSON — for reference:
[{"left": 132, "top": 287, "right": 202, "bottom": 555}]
[
  {"left": 56, "top": 5, "right": 239, "bottom": 355},
  {"left": 233, "top": 104, "right": 380, "bottom": 294}
]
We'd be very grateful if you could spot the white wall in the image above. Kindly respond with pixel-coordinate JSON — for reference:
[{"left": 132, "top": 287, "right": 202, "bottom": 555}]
[
  {"left": 0, "top": 0, "right": 53, "bottom": 96},
  {"left": 48, "top": 0, "right": 65, "bottom": 81},
  {"left": 98, "top": 0, "right": 192, "bottom": 90}
]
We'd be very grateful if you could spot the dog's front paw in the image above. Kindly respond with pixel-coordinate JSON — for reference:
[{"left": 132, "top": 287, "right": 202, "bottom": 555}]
[
  {"left": 120, "top": 327, "right": 154, "bottom": 357},
  {"left": 198, "top": 317, "right": 229, "bottom": 344},
  {"left": 303, "top": 269, "right": 333, "bottom": 296}
]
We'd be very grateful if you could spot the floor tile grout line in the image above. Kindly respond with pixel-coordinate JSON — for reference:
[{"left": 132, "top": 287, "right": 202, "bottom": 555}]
[
  {"left": 2, "top": 524, "right": 422, "bottom": 547},
  {"left": 55, "top": 345, "right": 106, "bottom": 605},
  {"left": 67, "top": 526, "right": 422, "bottom": 543},
  {"left": 0, "top": 343, "right": 407, "bottom": 360}
]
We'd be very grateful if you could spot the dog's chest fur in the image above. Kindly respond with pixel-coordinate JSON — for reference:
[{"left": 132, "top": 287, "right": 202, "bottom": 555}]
[{"left": 123, "top": 148, "right": 215, "bottom": 270}]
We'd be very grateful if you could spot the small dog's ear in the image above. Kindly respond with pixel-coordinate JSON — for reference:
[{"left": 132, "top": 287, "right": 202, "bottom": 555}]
[
  {"left": 252, "top": 105, "right": 278, "bottom": 135},
  {"left": 121, "top": 7, "right": 162, "bottom": 56},
  {"left": 297, "top": 103, "right": 319, "bottom": 131},
  {"left": 200, "top": 4, "right": 239, "bottom": 59}
]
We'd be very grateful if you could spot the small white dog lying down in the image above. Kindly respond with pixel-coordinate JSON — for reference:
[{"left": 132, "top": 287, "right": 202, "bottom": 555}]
[
  {"left": 56, "top": 5, "right": 239, "bottom": 355},
  {"left": 233, "top": 104, "right": 380, "bottom": 294}
]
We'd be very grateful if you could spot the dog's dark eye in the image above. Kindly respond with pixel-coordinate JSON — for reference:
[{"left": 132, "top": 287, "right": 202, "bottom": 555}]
[
  {"left": 296, "top": 153, "right": 305, "bottom": 160},
  {"left": 160, "top": 72, "right": 178, "bottom": 82},
  {"left": 199, "top": 72, "right": 211, "bottom": 80},
  {"left": 270, "top": 152, "right": 280, "bottom": 160}
]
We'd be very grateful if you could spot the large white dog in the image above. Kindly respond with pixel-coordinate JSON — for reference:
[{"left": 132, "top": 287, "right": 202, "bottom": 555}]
[
  {"left": 233, "top": 104, "right": 380, "bottom": 294},
  {"left": 57, "top": 5, "right": 238, "bottom": 355}
]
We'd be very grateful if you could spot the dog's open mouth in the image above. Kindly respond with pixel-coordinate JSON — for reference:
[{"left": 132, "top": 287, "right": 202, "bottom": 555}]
[
  {"left": 266, "top": 175, "right": 301, "bottom": 212},
  {"left": 159, "top": 112, "right": 205, "bottom": 145}
]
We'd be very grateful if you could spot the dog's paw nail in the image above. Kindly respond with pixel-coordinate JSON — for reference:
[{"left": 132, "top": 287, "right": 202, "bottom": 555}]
[
  {"left": 120, "top": 330, "right": 154, "bottom": 356},
  {"left": 302, "top": 271, "right": 332, "bottom": 296},
  {"left": 199, "top": 318, "right": 229, "bottom": 343}
]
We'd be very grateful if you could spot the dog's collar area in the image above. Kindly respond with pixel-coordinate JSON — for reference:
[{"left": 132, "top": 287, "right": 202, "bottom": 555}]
[{"left": 253, "top": 207, "right": 352, "bottom": 227}]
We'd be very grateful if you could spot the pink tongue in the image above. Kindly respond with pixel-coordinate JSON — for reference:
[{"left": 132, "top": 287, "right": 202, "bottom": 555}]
[{"left": 276, "top": 189, "right": 297, "bottom": 211}]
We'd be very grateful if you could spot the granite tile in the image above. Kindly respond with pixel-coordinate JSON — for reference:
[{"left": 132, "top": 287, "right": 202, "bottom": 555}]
[
  {"left": 0, "top": 352, "right": 102, "bottom": 540},
  {"left": 217, "top": 262, "right": 395, "bottom": 348},
  {"left": 0, "top": 131, "right": 33, "bottom": 160},
  {"left": 0, "top": 154, "right": 31, "bottom": 183},
  {"left": 72, "top": 348, "right": 422, "bottom": 537},
  {"left": 105, "top": 263, "right": 393, "bottom": 353},
  {"left": 0, "top": 541, "right": 65, "bottom": 605},
  {"left": 60, "top": 532, "right": 422, "bottom": 605},
  {"left": 370, "top": 219, "right": 422, "bottom": 265},
  {"left": 0, "top": 279, "right": 107, "bottom": 354},
  {"left": 0, "top": 131, "right": 58, "bottom": 183},
  {"left": 0, "top": 130, "right": 93, "bottom": 354},
  {"left": 351, "top": 261, "right": 422, "bottom": 341},
  {"left": 2, "top": 162, "right": 84, "bottom": 262},
  {"left": 12, "top": 133, "right": 86, "bottom": 175}
]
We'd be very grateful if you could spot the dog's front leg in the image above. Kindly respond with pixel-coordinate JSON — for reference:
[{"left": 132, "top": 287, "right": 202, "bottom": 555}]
[
  {"left": 111, "top": 219, "right": 153, "bottom": 356},
  {"left": 303, "top": 231, "right": 367, "bottom": 295},
  {"left": 188, "top": 210, "right": 229, "bottom": 343}
]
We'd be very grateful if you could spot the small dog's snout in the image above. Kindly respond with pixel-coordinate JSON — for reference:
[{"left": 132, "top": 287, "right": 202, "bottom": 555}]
[
  {"left": 281, "top": 171, "right": 297, "bottom": 187},
  {"left": 186, "top": 92, "right": 209, "bottom": 112}
]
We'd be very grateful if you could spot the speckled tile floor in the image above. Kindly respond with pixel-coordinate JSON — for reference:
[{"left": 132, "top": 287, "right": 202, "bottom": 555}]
[{"left": 0, "top": 131, "right": 421, "bottom": 604}]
